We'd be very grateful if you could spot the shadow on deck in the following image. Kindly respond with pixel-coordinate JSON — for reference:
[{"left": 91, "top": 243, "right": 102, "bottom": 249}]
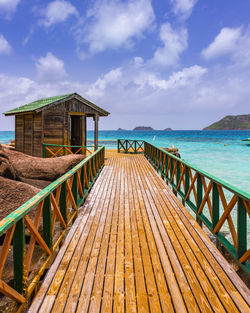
[{"left": 28, "top": 151, "right": 250, "bottom": 313}]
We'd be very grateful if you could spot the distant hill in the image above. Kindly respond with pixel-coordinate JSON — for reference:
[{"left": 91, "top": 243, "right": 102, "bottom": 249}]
[
  {"left": 204, "top": 114, "right": 250, "bottom": 130},
  {"left": 133, "top": 126, "right": 154, "bottom": 131},
  {"left": 163, "top": 128, "right": 172, "bottom": 131},
  {"left": 117, "top": 128, "right": 127, "bottom": 131}
]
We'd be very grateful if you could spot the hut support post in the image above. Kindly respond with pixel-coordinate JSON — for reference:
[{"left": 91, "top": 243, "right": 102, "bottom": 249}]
[{"left": 94, "top": 114, "right": 99, "bottom": 151}]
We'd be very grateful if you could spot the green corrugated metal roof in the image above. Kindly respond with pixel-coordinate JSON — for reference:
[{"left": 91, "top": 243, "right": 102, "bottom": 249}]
[{"left": 4, "top": 93, "right": 74, "bottom": 115}]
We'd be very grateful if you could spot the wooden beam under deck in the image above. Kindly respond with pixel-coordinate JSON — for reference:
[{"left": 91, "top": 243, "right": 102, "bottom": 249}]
[{"left": 28, "top": 151, "right": 250, "bottom": 313}]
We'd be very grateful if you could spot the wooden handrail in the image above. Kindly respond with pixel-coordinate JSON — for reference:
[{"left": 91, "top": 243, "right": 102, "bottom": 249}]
[
  {"left": 42, "top": 143, "right": 101, "bottom": 158},
  {"left": 143, "top": 141, "right": 250, "bottom": 273},
  {"left": 0, "top": 146, "right": 105, "bottom": 307},
  {"left": 117, "top": 139, "right": 144, "bottom": 153}
]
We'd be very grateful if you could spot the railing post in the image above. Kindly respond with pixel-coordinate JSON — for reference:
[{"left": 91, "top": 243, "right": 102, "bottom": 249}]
[
  {"left": 177, "top": 161, "right": 180, "bottom": 187},
  {"left": 237, "top": 197, "right": 247, "bottom": 259},
  {"left": 134, "top": 141, "right": 137, "bottom": 154},
  {"left": 184, "top": 166, "right": 190, "bottom": 204},
  {"left": 43, "top": 195, "right": 52, "bottom": 250},
  {"left": 118, "top": 139, "right": 120, "bottom": 153},
  {"left": 13, "top": 218, "right": 25, "bottom": 294},
  {"left": 43, "top": 144, "right": 46, "bottom": 158},
  {"left": 60, "top": 181, "right": 67, "bottom": 224},
  {"left": 196, "top": 174, "right": 203, "bottom": 227},
  {"left": 165, "top": 155, "right": 169, "bottom": 184},
  {"left": 125, "top": 140, "right": 128, "bottom": 153},
  {"left": 72, "top": 173, "right": 78, "bottom": 207},
  {"left": 212, "top": 182, "right": 220, "bottom": 248},
  {"left": 170, "top": 158, "right": 174, "bottom": 179}
]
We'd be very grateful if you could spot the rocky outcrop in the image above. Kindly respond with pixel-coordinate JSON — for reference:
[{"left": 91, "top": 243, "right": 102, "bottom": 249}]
[
  {"left": 0, "top": 177, "right": 41, "bottom": 220},
  {"left": 0, "top": 145, "right": 85, "bottom": 187}
]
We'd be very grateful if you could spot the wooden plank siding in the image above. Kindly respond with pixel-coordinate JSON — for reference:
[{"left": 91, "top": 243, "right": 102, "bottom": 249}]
[
  {"left": 15, "top": 115, "right": 24, "bottom": 152},
  {"left": 29, "top": 152, "right": 250, "bottom": 313},
  {"left": 23, "top": 114, "right": 33, "bottom": 155},
  {"left": 33, "top": 112, "right": 42, "bottom": 157},
  {"left": 13, "top": 99, "right": 92, "bottom": 157}
]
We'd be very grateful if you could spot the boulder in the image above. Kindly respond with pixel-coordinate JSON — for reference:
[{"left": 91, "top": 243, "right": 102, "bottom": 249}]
[
  {"left": 0, "top": 152, "right": 16, "bottom": 180},
  {"left": 0, "top": 145, "right": 85, "bottom": 183},
  {"left": 0, "top": 176, "right": 41, "bottom": 221}
]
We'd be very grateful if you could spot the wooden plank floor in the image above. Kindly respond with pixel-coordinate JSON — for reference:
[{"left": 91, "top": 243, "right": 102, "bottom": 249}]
[{"left": 29, "top": 152, "right": 250, "bottom": 313}]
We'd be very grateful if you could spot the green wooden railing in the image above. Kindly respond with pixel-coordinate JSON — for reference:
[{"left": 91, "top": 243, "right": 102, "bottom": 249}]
[
  {"left": 117, "top": 139, "right": 144, "bottom": 153},
  {"left": 144, "top": 141, "right": 250, "bottom": 273},
  {"left": 42, "top": 143, "right": 101, "bottom": 158},
  {"left": 0, "top": 146, "right": 105, "bottom": 308}
]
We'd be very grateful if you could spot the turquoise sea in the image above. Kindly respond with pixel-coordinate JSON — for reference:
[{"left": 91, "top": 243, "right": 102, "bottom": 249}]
[{"left": 1, "top": 130, "right": 249, "bottom": 193}]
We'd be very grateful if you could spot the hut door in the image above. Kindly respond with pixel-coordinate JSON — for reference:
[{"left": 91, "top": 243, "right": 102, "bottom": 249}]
[{"left": 70, "top": 115, "right": 82, "bottom": 149}]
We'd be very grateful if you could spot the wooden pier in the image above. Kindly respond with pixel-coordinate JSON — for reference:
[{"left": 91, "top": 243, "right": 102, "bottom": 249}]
[{"left": 29, "top": 151, "right": 250, "bottom": 313}]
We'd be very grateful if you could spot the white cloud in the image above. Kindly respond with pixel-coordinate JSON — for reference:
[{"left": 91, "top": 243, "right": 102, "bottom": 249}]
[
  {"left": 152, "top": 23, "right": 188, "bottom": 67},
  {"left": 35, "top": 52, "right": 67, "bottom": 81},
  {"left": 86, "top": 68, "right": 122, "bottom": 98},
  {"left": 39, "top": 0, "right": 78, "bottom": 27},
  {"left": 0, "top": 34, "right": 12, "bottom": 55},
  {"left": 134, "top": 65, "right": 207, "bottom": 90},
  {"left": 171, "top": 0, "right": 197, "bottom": 20},
  {"left": 78, "top": 0, "right": 155, "bottom": 54},
  {"left": 0, "top": 0, "right": 20, "bottom": 18},
  {"left": 202, "top": 27, "right": 242, "bottom": 60}
]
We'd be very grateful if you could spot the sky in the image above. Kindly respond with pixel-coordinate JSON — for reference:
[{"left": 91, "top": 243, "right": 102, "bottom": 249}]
[{"left": 0, "top": 0, "right": 250, "bottom": 130}]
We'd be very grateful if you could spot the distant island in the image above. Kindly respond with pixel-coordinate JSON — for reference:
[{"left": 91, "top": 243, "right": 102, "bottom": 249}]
[
  {"left": 204, "top": 114, "right": 250, "bottom": 130},
  {"left": 117, "top": 126, "right": 173, "bottom": 131},
  {"left": 133, "top": 126, "right": 154, "bottom": 131}
]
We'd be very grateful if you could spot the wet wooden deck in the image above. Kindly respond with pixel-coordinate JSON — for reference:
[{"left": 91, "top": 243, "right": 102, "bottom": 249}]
[{"left": 29, "top": 151, "right": 250, "bottom": 313}]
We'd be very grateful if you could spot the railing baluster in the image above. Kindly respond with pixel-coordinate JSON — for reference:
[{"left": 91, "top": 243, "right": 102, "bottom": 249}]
[
  {"left": 43, "top": 196, "right": 52, "bottom": 250},
  {"left": 237, "top": 197, "right": 247, "bottom": 259},
  {"left": 72, "top": 173, "right": 78, "bottom": 207},
  {"left": 184, "top": 166, "right": 190, "bottom": 201},
  {"left": 196, "top": 174, "right": 203, "bottom": 227},
  {"left": 13, "top": 218, "right": 25, "bottom": 294},
  {"left": 60, "top": 181, "right": 67, "bottom": 224},
  {"left": 212, "top": 183, "right": 219, "bottom": 229}
]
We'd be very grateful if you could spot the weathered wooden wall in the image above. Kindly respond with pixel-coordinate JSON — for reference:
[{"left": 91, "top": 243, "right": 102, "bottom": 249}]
[
  {"left": 43, "top": 105, "right": 64, "bottom": 146},
  {"left": 33, "top": 113, "right": 42, "bottom": 157},
  {"left": 14, "top": 98, "right": 93, "bottom": 157},
  {"left": 15, "top": 115, "right": 24, "bottom": 152}
]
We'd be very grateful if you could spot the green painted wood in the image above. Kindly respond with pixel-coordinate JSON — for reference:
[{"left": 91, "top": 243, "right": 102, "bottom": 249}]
[
  {"left": 72, "top": 173, "right": 78, "bottom": 205},
  {"left": 13, "top": 218, "right": 25, "bottom": 294},
  {"left": 237, "top": 197, "right": 247, "bottom": 259},
  {"left": 177, "top": 162, "right": 180, "bottom": 186},
  {"left": 59, "top": 182, "right": 67, "bottom": 224},
  {"left": 196, "top": 173, "right": 203, "bottom": 226},
  {"left": 212, "top": 183, "right": 219, "bottom": 229},
  {"left": 185, "top": 166, "right": 190, "bottom": 200},
  {"left": 43, "top": 196, "right": 52, "bottom": 249}
]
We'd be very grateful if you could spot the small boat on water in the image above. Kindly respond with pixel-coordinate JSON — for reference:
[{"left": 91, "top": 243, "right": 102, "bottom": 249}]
[{"left": 242, "top": 138, "right": 250, "bottom": 141}]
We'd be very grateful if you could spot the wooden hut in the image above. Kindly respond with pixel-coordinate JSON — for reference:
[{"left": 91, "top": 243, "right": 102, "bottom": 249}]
[{"left": 4, "top": 93, "right": 109, "bottom": 157}]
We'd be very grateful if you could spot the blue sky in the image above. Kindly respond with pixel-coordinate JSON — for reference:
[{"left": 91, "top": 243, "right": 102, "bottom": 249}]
[{"left": 0, "top": 0, "right": 250, "bottom": 130}]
